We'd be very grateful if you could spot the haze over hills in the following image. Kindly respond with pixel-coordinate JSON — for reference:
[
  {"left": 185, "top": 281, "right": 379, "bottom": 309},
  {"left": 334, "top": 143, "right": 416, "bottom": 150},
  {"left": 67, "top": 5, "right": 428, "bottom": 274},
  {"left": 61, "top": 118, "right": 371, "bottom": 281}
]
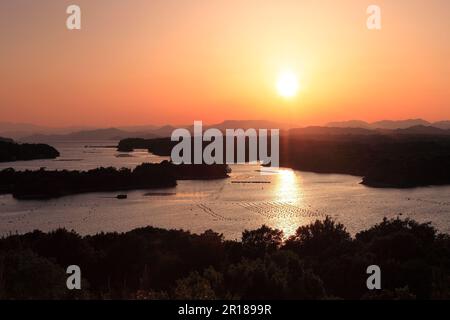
[
  {"left": 212, "top": 120, "right": 289, "bottom": 130},
  {"left": 116, "top": 125, "right": 160, "bottom": 132},
  {"left": 0, "top": 122, "right": 95, "bottom": 140},
  {"left": 288, "top": 126, "right": 376, "bottom": 136},
  {"left": 20, "top": 128, "right": 160, "bottom": 143},
  {"left": 393, "top": 125, "right": 450, "bottom": 135},
  {"left": 2, "top": 119, "right": 450, "bottom": 143},
  {"left": 296, "top": 124, "right": 450, "bottom": 137},
  {"left": 326, "top": 119, "right": 450, "bottom": 130},
  {"left": 433, "top": 121, "right": 450, "bottom": 130},
  {"left": 0, "top": 136, "right": 14, "bottom": 143},
  {"left": 10, "top": 120, "right": 291, "bottom": 142}
]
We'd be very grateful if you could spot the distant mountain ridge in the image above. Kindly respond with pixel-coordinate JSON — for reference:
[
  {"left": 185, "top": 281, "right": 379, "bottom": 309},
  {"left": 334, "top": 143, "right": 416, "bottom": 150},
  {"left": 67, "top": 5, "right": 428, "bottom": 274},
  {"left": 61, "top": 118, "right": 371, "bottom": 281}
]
[
  {"left": 289, "top": 125, "right": 450, "bottom": 137},
  {"left": 17, "top": 120, "right": 289, "bottom": 143},
  {"left": 433, "top": 121, "right": 450, "bottom": 130},
  {"left": 0, "top": 136, "right": 14, "bottom": 143},
  {"left": 289, "top": 126, "right": 376, "bottom": 136},
  {"left": 327, "top": 119, "right": 450, "bottom": 130},
  {"left": 4, "top": 119, "right": 450, "bottom": 143},
  {"left": 0, "top": 122, "right": 95, "bottom": 140},
  {"left": 393, "top": 125, "right": 450, "bottom": 135},
  {"left": 20, "top": 128, "right": 160, "bottom": 143}
]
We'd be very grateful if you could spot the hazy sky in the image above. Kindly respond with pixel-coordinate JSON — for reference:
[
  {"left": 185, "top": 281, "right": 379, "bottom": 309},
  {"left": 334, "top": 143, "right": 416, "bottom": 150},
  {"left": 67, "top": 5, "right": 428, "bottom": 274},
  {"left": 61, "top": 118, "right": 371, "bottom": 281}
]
[{"left": 0, "top": 0, "right": 449, "bottom": 127}]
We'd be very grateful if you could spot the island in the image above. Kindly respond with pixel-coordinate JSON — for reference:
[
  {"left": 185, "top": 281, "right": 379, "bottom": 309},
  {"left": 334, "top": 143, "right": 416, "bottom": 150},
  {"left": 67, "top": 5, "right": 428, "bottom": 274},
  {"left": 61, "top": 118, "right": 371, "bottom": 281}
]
[
  {"left": 118, "top": 131, "right": 450, "bottom": 188},
  {"left": 118, "top": 137, "right": 175, "bottom": 155},
  {"left": 0, "top": 139, "right": 60, "bottom": 162},
  {"left": 0, "top": 161, "right": 230, "bottom": 199},
  {"left": 278, "top": 135, "right": 450, "bottom": 188}
]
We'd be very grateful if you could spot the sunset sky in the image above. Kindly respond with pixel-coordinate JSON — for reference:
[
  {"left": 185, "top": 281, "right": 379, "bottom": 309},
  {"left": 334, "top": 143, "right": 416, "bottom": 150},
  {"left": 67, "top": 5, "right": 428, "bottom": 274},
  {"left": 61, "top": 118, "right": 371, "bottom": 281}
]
[{"left": 0, "top": 0, "right": 449, "bottom": 127}]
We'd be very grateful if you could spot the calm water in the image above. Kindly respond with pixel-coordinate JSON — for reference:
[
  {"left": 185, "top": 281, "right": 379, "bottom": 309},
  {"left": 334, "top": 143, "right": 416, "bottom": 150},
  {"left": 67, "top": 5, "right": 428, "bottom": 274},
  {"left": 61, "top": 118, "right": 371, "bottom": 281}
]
[{"left": 1, "top": 141, "right": 449, "bottom": 239}]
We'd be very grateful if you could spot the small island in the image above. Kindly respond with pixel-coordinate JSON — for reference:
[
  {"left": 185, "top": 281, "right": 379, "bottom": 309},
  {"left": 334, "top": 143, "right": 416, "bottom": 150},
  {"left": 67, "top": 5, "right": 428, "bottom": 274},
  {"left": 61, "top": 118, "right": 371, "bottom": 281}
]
[
  {"left": 0, "top": 139, "right": 60, "bottom": 162},
  {"left": 118, "top": 137, "right": 175, "bottom": 155}
]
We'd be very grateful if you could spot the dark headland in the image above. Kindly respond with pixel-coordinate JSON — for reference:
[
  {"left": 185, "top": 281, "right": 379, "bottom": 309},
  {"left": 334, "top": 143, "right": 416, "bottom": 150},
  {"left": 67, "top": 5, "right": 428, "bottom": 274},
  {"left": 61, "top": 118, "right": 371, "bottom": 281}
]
[
  {"left": 0, "top": 161, "right": 230, "bottom": 200},
  {"left": 118, "top": 127, "right": 450, "bottom": 188},
  {"left": 278, "top": 133, "right": 450, "bottom": 188},
  {"left": 0, "top": 139, "right": 59, "bottom": 162}
]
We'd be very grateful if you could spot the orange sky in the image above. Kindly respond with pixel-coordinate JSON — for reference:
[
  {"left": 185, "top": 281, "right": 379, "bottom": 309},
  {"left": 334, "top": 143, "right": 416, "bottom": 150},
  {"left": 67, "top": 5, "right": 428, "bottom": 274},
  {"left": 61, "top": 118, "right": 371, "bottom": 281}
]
[{"left": 0, "top": 0, "right": 449, "bottom": 127}]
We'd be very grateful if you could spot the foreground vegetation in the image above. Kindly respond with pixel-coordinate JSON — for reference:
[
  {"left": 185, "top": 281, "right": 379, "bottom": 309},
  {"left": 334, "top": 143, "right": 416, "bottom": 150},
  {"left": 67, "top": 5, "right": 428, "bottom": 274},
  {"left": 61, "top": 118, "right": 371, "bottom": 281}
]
[{"left": 0, "top": 217, "right": 449, "bottom": 300}]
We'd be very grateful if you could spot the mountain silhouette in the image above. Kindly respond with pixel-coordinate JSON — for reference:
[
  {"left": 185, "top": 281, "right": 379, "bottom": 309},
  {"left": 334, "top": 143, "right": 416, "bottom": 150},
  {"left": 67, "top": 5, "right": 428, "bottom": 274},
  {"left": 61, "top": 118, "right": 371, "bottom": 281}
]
[
  {"left": 326, "top": 118, "right": 438, "bottom": 130},
  {"left": 0, "top": 136, "right": 14, "bottom": 143},
  {"left": 4, "top": 119, "right": 450, "bottom": 143},
  {"left": 433, "top": 121, "right": 450, "bottom": 130},
  {"left": 393, "top": 125, "right": 450, "bottom": 135},
  {"left": 289, "top": 126, "right": 375, "bottom": 136},
  {"left": 21, "top": 128, "right": 160, "bottom": 142}
]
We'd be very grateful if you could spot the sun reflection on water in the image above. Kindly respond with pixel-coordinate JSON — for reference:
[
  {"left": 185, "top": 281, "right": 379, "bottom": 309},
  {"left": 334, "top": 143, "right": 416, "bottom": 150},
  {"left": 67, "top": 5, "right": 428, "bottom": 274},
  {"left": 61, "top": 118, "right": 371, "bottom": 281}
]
[
  {"left": 271, "top": 169, "right": 306, "bottom": 238},
  {"left": 274, "top": 168, "right": 302, "bottom": 204}
]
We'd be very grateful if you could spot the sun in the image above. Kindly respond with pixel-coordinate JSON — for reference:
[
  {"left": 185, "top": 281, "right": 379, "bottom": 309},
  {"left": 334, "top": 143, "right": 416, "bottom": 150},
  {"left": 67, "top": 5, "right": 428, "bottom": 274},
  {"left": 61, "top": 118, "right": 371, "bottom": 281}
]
[{"left": 276, "top": 70, "right": 299, "bottom": 98}]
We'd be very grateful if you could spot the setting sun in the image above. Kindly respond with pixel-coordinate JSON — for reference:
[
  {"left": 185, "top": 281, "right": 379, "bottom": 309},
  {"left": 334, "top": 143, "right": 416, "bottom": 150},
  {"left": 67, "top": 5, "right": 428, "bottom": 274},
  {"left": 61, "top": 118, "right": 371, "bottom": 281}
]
[{"left": 276, "top": 70, "right": 300, "bottom": 98}]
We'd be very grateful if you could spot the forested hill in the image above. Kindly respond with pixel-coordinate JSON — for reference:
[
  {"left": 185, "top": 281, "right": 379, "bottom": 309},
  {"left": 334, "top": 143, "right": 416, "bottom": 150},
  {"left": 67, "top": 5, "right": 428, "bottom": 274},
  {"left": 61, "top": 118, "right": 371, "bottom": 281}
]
[{"left": 0, "top": 140, "right": 59, "bottom": 162}]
